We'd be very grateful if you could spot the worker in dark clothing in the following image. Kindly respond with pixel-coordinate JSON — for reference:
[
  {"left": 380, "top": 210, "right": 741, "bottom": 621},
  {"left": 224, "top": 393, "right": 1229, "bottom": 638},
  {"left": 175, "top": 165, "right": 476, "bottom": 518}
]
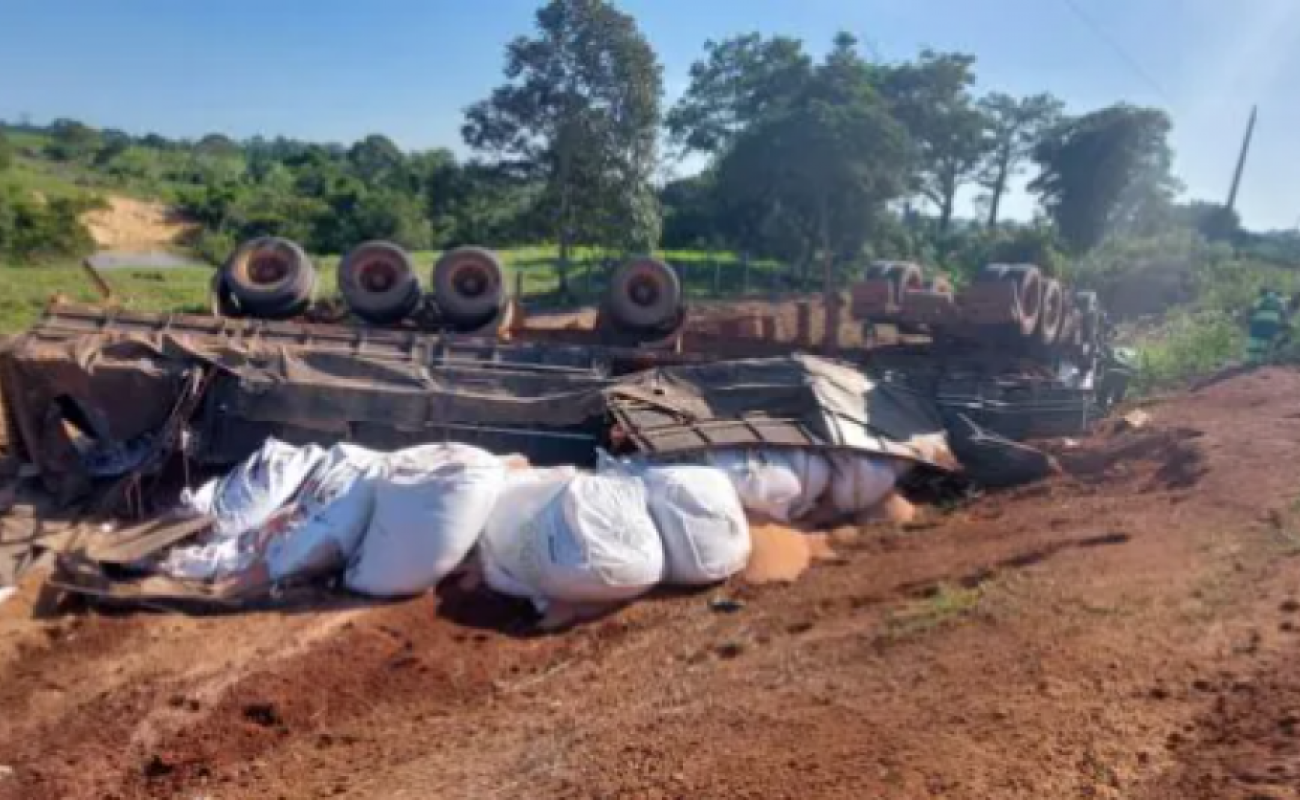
[{"left": 1246, "top": 288, "right": 1288, "bottom": 363}]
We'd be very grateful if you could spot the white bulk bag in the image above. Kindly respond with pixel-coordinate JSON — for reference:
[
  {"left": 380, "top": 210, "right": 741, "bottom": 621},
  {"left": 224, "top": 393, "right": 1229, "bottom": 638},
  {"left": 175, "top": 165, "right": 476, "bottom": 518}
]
[
  {"left": 828, "top": 454, "right": 902, "bottom": 517},
  {"left": 163, "top": 439, "right": 328, "bottom": 581},
  {"left": 264, "top": 443, "right": 385, "bottom": 581},
  {"left": 706, "top": 449, "right": 830, "bottom": 522},
  {"left": 344, "top": 444, "right": 504, "bottom": 597},
  {"left": 642, "top": 466, "right": 750, "bottom": 585},
  {"left": 183, "top": 438, "right": 327, "bottom": 537},
  {"left": 480, "top": 471, "right": 664, "bottom": 609},
  {"left": 478, "top": 468, "right": 577, "bottom": 601}
]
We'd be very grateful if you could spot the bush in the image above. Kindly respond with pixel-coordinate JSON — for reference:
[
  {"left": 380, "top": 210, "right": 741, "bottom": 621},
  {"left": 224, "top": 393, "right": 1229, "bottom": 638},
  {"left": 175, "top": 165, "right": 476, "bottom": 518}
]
[
  {"left": 0, "top": 186, "right": 102, "bottom": 263},
  {"left": 1131, "top": 309, "right": 1242, "bottom": 395},
  {"left": 189, "top": 229, "right": 237, "bottom": 266}
]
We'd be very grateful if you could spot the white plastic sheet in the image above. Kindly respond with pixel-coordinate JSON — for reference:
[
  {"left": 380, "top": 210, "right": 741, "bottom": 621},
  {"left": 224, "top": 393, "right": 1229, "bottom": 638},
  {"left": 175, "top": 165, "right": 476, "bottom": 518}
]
[
  {"left": 641, "top": 466, "right": 750, "bottom": 585},
  {"left": 480, "top": 471, "right": 663, "bottom": 609},
  {"left": 344, "top": 444, "right": 504, "bottom": 597}
]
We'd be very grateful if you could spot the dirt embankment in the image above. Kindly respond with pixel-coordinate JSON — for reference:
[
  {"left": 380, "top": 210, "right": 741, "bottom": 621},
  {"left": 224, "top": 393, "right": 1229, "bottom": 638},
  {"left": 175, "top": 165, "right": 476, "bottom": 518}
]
[
  {"left": 2, "top": 369, "right": 1300, "bottom": 799},
  {"left": 81, "top": 196, "right": 196, "bottom": 252}
]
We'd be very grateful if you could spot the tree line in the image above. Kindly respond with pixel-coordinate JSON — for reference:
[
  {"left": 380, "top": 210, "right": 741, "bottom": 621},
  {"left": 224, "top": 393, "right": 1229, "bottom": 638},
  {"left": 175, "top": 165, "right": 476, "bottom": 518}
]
[{"left": 0, "top": 0, "right": 1291, "bottom": 277}]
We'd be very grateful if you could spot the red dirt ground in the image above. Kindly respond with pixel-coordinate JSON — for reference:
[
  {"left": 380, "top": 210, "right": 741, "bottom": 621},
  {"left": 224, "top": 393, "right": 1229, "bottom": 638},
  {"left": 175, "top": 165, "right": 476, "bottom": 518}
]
[{"left": 3, "top": 368, "right": 1300, "bottom": 799}]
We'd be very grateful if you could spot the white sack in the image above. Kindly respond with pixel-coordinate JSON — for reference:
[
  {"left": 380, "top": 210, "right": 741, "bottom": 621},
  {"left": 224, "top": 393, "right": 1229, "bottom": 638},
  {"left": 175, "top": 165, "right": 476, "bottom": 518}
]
[
  {"left": 480, "top": 471, "right": 663, "bottom": 609},
  {"left": 706, "top": 449, "right": 830, "bottom": 522},
  {"left": 642, "top": 466, "right": 750, "bottom": 585},
  {"left": 264, "top": 443, "right": 385, "bottom": 582},
  {"left": 827, "top": 454, "right": 902, "bottom": 517},
  {"left": 344, "top": 444, "right": 505, "bottom": 597},
  {"left": 183, "top": 438, "right": 327, "bottom": 538},
  {"left": 163, "top": 439, "right": 328, "bottom": 580}
]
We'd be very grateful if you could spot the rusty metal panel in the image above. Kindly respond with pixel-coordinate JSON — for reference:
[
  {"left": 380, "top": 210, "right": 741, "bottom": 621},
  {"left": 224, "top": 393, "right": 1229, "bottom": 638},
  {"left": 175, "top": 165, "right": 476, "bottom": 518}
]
[{"left": 610, "top": 396, "right": 819, "bottom": 456}]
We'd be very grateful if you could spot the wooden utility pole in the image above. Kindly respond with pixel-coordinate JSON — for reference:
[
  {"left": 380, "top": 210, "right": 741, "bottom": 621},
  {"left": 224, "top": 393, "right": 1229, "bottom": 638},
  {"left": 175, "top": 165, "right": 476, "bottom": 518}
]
[{"left": 1226, "top": 105, "right": 1257, "bottom": 214}]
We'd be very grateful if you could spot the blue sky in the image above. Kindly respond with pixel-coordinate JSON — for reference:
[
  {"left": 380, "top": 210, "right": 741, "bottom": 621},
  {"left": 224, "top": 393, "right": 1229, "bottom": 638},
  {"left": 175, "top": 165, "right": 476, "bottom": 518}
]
[{"left": 2, "top": 1, "right": 1299, "bottom": 229}]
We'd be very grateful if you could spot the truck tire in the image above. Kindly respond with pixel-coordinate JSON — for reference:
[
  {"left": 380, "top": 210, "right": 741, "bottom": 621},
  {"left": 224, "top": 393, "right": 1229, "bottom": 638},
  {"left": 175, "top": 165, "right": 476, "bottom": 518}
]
[
  {"left": 604, "top": 257, "right": 682, "bottom": 331},
  {"left": 222, "top": 237, "right": 316, "bottom": 319},
  {"left": 992, "top": 265, "right": 1042, "bottom": 336},
  {"left": 339, "top": 241, "right": 421, "bottom": 324},
  {"left": 433, "top": 246, "right": 505, "bottom": 325},
  {"left": 1036, "top": 278, "right": 1064, "bottom": 346}
]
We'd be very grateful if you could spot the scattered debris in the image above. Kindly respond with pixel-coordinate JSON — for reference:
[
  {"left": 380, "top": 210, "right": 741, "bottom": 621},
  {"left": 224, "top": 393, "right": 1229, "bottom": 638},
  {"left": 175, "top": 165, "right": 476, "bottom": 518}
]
[{"left": 708, "top": 597, "right": 746, "bottom": 614}]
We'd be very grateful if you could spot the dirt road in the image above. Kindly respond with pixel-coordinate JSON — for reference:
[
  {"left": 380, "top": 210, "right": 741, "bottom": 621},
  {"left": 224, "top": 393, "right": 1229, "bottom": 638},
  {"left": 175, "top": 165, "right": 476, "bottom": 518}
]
[
  {"left": 81, "top": 195, "right": 195, "bottom": 252},
  {"left": 2, "top": 369, "right": 1300, "bottom": 799}
]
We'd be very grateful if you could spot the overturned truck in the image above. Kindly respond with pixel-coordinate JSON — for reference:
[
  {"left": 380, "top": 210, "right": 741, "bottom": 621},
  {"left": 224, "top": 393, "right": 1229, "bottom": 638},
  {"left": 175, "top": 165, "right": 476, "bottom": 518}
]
[
  {"left": 0, "top": 240, "right": 1128, "bottom": 607},
  {"left": 5, "top": 242, "right": 1128, "bottom": 497}
]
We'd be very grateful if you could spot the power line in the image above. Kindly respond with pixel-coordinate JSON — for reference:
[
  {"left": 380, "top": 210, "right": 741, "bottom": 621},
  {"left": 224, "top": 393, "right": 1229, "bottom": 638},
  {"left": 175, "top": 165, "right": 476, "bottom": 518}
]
[{"left": 1059, "top": 0, "right": 1172, "bottom": 102}]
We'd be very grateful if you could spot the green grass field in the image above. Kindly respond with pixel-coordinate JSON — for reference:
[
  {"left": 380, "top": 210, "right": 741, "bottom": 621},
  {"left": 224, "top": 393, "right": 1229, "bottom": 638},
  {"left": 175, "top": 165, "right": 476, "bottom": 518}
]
[{"left": 0, "top": 248, "right": 797, "bottom": 334}]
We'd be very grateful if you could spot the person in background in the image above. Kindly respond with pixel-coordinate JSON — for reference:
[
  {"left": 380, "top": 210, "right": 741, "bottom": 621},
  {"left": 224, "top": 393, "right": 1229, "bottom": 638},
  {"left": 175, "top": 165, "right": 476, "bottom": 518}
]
[{"left": 1246, "top": 288, "right": 1289, "bottom": 363}]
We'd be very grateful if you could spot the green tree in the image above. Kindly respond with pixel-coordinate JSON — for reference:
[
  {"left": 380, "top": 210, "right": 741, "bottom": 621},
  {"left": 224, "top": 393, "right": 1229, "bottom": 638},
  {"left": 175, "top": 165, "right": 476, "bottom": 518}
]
[
  {"left": 102, "top": 146, "right": 162, "bottom": 183},
  {"left": 464, "top": 0, "right": 663, "bottom": 293},
  {"left": 1170, "top": 200, "right": 1240, "bottom": 243},
  {"left": 660, "top": 174, "right": 721, "bottom": 249},
  {"left": 138, "top": 132, "right": 176, "bottom": 151},
  {"left": 877, "top": 50, "right": 989, "bottom": 233},
  {"left": 196, "top": 133, "right": 241, "bottom": 159},
  {"left": 717, "top": 34, "right": 909, "bottom": 281},
  {"left": 666, "top": 33, "right": 811, "bottom": 156},
  {"left": 313, "top": 185, "right": 431, "bottom": 252},
  {"left": 347, "top": 134, "right": 406, "bottom": 187},
  {"left": 93, "top": 129, "right": 133, "bottom": 167},
  {"left": 977, "top": 92, "right": 1063, "bottom": 228},
  {"left": 1031, "top": 104, "right": 1177, "bottom": 252},
  {"left": 45, "top": 118, "right": 101, "bottom": 162}
]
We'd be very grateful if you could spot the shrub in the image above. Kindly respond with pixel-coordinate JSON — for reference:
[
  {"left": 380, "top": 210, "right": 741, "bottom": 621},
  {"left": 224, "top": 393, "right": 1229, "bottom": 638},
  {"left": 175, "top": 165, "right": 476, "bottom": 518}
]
[
  {"left": 1131, "top": 309, "right": 1242, "bottom": 395},
  {"left": 189, "top": 228, "right": 237, "bottom": 266},
  {"left": 0, "top": 186, "right": 102, "bottom": 263}
]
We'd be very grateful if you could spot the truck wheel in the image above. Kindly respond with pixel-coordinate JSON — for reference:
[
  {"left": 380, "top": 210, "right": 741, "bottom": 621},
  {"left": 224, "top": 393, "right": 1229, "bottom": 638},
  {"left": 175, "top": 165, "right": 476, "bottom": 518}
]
[
  {"left": 339, "top": 241, "right": 421, "bottom": 324},
  {"left": 1036, "top": 278, "right": 1064, "bottom": 346},
  {"left": 433, "top": 246, "right": 506, "bottom": 325},
  {"left": 222, "top": 237, "right": 316, "bottom": 319},
  {"left": 605, "top": 257, "right": 682, "bottom": 331},
  {"left": 995, "top": 265, "right": 1042, "bottom": 336}
]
